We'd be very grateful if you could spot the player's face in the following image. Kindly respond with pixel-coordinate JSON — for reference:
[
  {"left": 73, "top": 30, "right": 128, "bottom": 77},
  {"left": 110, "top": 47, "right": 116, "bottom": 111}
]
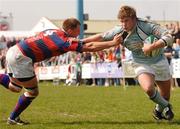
[{"left": 119, "top": 17, "right": 136, "bottom": 32}]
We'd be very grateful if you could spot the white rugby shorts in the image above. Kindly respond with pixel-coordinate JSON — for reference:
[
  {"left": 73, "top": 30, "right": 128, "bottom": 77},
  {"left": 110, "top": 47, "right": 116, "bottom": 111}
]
[
  {"left": 132, "top": 58, "right": 171, "bottom": 81},
  {"left": 6, "top": 45, "right": 35, "bottom": 78}
]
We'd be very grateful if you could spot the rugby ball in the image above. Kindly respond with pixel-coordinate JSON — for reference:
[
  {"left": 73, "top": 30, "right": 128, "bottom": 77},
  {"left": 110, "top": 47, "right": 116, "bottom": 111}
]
[{"left": 144, "top": 35, "right": 161, "bottom": 57}]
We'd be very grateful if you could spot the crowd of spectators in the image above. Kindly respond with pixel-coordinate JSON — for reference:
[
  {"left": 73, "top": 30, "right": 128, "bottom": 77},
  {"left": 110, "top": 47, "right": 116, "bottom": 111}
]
[{"left": 164, "top": 22, "right": 180, "bottom": 87}]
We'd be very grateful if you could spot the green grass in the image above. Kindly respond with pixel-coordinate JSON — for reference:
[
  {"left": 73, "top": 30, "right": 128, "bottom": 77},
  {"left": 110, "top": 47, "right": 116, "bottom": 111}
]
[{"left": 0, "top": 81, "right": 180, "bottom": 129}]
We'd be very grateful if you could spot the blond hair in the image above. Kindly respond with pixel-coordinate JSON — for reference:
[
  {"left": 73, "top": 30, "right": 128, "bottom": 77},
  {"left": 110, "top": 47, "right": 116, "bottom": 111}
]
[{"left": 117, "top": 5, "right": 137, "bottom": 19}]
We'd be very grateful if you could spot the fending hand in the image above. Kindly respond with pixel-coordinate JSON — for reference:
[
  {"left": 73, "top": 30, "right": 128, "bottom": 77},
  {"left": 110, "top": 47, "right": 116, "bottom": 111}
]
[{"left": 113, "top": 34, "right": 123, "bottom": 45}]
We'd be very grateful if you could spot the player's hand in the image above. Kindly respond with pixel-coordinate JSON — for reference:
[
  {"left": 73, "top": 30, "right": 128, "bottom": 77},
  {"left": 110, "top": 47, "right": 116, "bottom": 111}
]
[
  {"left": 142, "top": 43, "right": 153, "bottom": 56},
  {"left": 113, "top": 34, "right": 123, "bottom": 45}
]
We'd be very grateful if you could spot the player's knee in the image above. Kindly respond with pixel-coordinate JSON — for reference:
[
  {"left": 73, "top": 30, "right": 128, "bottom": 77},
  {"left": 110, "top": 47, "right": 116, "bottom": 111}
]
[
  {"left": 143, "top": 86, "right": 154, "bottom": 97},
  {"left": 24, "top": 86, "right": 39, "bottom": 97},
  {"left": 9, "top": 82, "right": 22, "bottom": 93}
]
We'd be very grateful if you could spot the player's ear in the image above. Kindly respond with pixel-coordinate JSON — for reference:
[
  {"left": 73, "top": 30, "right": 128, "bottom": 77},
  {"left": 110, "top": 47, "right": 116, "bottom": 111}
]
[{"left": 66, "top": 29, "right": 72, "bottom": 35}]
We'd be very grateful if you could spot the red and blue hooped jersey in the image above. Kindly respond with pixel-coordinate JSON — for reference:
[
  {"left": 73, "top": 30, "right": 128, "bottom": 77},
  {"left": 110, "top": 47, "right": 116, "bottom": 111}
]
[{"left": 17, "top": 29, "right": 83, "bottom": 62}]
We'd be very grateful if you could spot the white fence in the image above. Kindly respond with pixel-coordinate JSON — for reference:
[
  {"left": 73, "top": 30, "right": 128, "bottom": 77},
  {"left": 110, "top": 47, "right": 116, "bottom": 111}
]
[
  {"left": 36, "top": 62, "right": 124, "bottom": 80},
  {"left": 5, "top": 58, "right": 178, "bottom": 80},
  {"left": 171, "top": 58, "right": 180, "bottom": 78}
]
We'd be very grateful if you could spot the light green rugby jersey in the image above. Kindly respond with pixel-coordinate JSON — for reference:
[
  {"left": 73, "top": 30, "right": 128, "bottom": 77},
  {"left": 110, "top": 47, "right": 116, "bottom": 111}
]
[{"left": 102, "top": 18, "right": 170, "bottom": 64}]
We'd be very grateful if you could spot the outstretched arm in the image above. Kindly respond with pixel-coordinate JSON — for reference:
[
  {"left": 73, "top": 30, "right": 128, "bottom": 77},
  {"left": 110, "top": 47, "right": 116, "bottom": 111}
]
[
  {"left": 82, "top": 34, "right": 122, "bottom": 52},
  {"left": 82, "top": 33, "right": 104, "bottom": 43}
]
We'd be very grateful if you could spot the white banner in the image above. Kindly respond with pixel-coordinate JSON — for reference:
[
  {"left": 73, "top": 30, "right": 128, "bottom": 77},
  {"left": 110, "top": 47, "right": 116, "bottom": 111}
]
[
  {"left": 38, "top": 65, "right": 69, "bottom": 80},
  {"left": 87, "top": 62, "right": 123, "bottom": 78},
  {"left": 37, "top": 62, "right": 124, "bottom": 80},
  {"left": 171, "top": 58, "right": 180, "bottom": 78},
  {"left": 35, "top": 59, "right": 180, "bottom": 80}
]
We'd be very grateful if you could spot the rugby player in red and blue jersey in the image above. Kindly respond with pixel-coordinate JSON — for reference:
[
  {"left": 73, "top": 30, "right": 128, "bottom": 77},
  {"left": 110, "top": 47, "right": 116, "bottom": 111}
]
[{"left": 0, "top": 17, "right": 123, "bottom": 125}]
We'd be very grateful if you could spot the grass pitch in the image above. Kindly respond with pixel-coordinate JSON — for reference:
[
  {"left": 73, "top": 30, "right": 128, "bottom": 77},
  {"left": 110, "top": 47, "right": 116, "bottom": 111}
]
[{"left": 0, "top": 81, "right": 180, "bottom": 129}]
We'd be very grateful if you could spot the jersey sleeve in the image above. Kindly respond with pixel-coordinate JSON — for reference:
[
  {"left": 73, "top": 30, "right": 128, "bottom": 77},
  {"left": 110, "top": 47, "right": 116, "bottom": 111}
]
[
  {"left": 138, "top": 20, "right": 173, "bottom": 46},
  {"left": 65, "top": 39, "right": 83, "bottom": 53},
  {"left": 101, "top": 25, "right": 123, "bottom": 41},
  {"left": 151, "top": 24, "right": 174, "bottom": 46},
  {"left": 141, "top": 20, "right": 174, "bottom": 46}
]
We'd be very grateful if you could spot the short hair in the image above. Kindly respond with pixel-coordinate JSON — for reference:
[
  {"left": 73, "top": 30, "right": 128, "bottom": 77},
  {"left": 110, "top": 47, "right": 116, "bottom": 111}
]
[
  {"left": 62, "top": 18, "right": 81, "bottom": 31},
  {"left": 117, "top": 5, "right": 137, "bottom": 19}
]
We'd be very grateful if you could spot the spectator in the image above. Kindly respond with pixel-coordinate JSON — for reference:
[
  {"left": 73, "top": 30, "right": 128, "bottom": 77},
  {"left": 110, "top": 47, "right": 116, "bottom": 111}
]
[
  {"left": 172, "top": 24, "right": 180, "bottom": 87},
  {"left": 75, "top": 53, "right": 82, "bottom": 86}
]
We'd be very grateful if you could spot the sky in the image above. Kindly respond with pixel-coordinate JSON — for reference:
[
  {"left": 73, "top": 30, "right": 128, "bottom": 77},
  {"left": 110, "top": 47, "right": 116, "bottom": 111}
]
[{"left": 0, "top": 0, "right": 180, "bottom": 30}]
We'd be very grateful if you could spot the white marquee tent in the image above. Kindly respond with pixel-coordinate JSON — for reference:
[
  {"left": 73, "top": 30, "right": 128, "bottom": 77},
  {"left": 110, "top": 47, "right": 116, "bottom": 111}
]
[
  {"left": 31, "top": 17, "right": 59, "bottom": 33},
  {"left": 0, "top": 17, "right": 59, "bottom": 38}
]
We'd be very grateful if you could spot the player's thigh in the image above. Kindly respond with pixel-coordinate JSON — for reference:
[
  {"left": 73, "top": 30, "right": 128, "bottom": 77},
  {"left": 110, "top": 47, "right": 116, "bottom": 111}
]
[
  {"left": 138, "top": 73, "right": 155, "bottom": 92},
  {"left": 10, "top": 76, "right": 38, "bottom": 88},
  {"left": 133, "top": 62, "right": 155, "bottom": 89}
]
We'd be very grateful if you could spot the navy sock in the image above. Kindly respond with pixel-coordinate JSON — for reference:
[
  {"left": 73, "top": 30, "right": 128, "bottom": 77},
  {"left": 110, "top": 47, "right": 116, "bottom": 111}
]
[
  {"left": 0, "top": 74, "right": 10, "bottom": 89},
  {"left": 10, "top": 94, "right": 35, "bottom": 120}
]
